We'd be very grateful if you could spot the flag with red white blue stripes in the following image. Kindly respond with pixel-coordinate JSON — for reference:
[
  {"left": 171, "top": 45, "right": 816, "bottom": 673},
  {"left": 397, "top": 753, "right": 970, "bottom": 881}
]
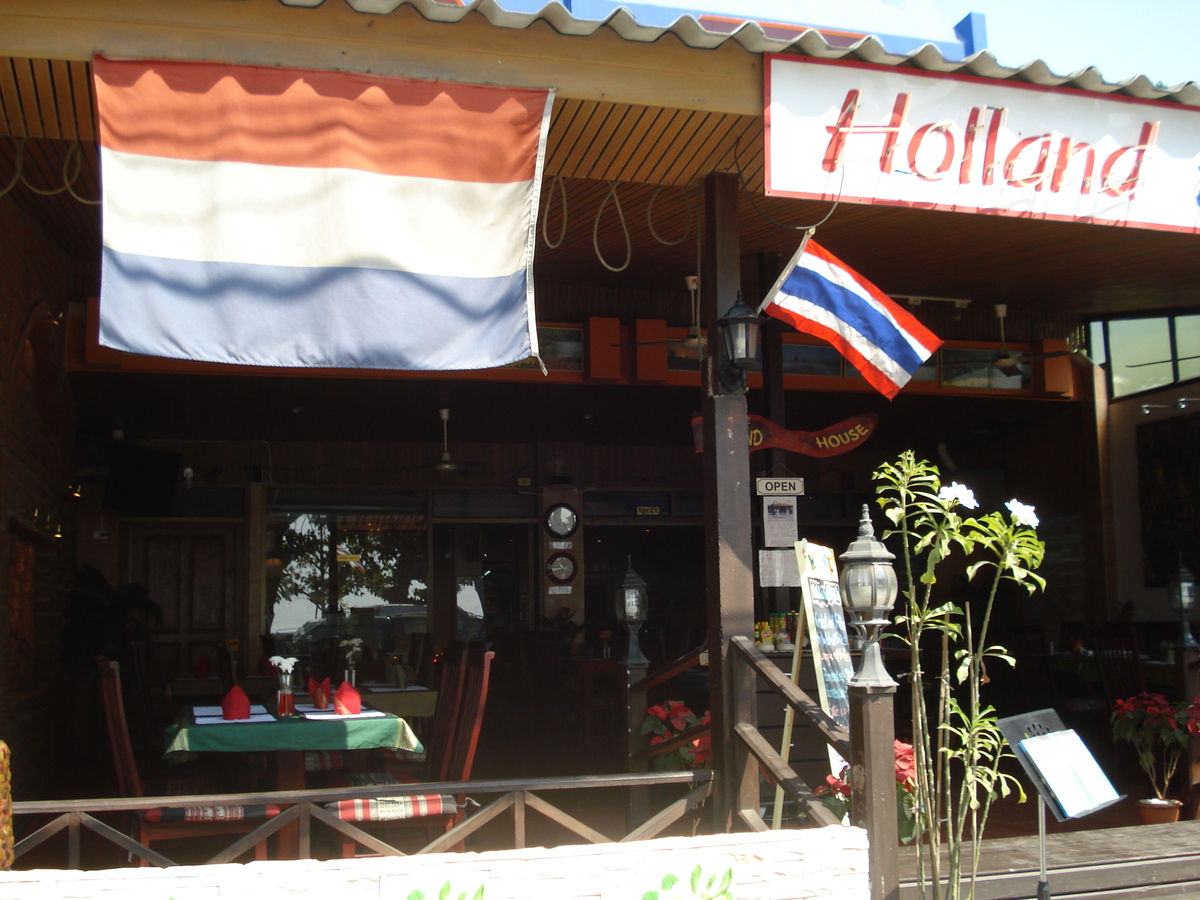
[
  {"left": 93, "top": 56, "right": 553, "bottom": 371},
  {"left": 759, "top": 237, "right": 942, "bottom": 398}
]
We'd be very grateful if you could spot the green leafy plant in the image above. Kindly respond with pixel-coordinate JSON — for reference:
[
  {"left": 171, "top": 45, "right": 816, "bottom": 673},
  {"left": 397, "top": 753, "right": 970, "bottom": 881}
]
[
  {"left": 874, "top": 451, "right": 1042, "bottom": 900},
  {"left": 1112, "top": 692, "right": 1200, "bottom": 801},
  {"left": 406, "top": 882, "right": 485, "bottom": 900},
  {"left": 643, "top": 864, "right": 733, "bottom": 900}
]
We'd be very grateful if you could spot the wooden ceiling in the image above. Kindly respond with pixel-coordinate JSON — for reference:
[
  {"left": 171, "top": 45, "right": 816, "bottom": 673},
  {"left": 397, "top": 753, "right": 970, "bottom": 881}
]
[{"left": 3, "top": 54, "right": 1200, "bottom": 329}]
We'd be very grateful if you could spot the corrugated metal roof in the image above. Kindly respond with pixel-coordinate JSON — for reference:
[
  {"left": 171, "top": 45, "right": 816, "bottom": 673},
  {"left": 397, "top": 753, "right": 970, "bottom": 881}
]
[{"left": 278, "top": 0, "right": 1200, "bottom": 106}]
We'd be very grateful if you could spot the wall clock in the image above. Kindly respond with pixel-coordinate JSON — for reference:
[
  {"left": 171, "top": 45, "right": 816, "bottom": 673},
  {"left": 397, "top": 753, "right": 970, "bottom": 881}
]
[
  {"left": 544, "top": 503, "right": 579, "bottom": 538},
  {"left": 545, "top": 551, "right": 578, "bottom": 584}
]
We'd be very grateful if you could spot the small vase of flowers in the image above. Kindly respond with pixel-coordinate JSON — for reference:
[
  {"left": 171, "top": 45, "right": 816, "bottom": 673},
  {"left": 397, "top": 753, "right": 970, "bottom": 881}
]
[{"left": 1112, "top": 692, "right": 1200, "bottom": 822}]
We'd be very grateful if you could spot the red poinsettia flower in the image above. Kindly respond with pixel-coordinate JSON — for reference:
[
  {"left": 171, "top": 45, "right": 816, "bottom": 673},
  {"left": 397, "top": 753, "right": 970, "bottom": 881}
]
[
  {"left": 647, "top": 705, "right": 669, "bottom": 721},
  {"left": 893, "top": 740, "right": 917, "bottom": 790},
  {"left": 665, "top": 701, "right": 694, "bottom": 732}
]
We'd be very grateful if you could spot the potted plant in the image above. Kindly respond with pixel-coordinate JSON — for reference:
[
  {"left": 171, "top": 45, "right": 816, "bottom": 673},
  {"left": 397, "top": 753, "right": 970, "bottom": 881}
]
[{"left": 1112, "top": 692, "right": 1200, "bottom": 823}]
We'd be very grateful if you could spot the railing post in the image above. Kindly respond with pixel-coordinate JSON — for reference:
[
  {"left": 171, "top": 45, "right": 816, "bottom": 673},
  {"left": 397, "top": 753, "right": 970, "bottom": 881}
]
[
  {"left": 849, "top": 681, "right": 899, "bottom": 900},
  {"left": 625, "top": 661, "right": 650, "bottom": 829},
  {"left": 731, "top": 645, "right": 759, "bottom": 826}
]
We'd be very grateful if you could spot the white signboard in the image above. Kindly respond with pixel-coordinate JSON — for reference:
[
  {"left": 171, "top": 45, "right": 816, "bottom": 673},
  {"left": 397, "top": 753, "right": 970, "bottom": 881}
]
[
  {"left": 766, "top": 56, "right": 1200, "bottom": 233},
  {"left": 757, "top": 477, "right": 805, "bottom": 496},
  {"left": 763, "top": 495, "right": 798, "bottom": 547}
]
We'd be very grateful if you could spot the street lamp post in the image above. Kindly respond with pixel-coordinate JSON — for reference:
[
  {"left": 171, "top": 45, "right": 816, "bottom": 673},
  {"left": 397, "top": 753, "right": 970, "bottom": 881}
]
[{"left": 839, "top": 505, "right": 900, "bottom": 900}]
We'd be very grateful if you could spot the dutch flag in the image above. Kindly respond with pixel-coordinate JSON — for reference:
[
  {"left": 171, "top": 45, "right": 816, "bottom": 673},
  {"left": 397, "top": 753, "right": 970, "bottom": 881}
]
[
  {"left": 93, "top": 56, "right": 554, "bottom": 371},
  {"left": 759, "top": 236, "right": 942, "bottom": 399}
]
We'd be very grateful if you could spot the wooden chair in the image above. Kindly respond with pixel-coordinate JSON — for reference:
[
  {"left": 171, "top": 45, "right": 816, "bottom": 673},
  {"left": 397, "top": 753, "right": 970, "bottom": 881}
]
[
  {"left": 325, "top": 648, "right": 495, "bottom": 856},
  {"left": 1092, "top": 625, "right": 1148, "bottom": 709},
  {"left": 408, "top": 632, "right": 435, "bottom": 688},
  {"left": 97, "top": 658, "right": 280, "bottom": 864}
]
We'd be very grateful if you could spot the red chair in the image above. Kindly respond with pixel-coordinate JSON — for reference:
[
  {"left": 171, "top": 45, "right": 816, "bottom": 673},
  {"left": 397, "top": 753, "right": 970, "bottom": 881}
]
[
  {"left": 325, "top": 648, "right": 494, "bottom": 856},
  {"left": 98, "top": 658, "right": 280, "bottom": 864}
]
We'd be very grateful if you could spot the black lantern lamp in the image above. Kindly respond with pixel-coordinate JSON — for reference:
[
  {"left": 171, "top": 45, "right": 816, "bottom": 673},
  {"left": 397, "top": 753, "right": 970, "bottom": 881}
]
[
  {"left": 716, "top": 291, "right": 761, "bottom": 392},
  {"left": 1169, "top": 555, "right": 1198, "bottom": 649},
  {"left": 616, "top": 557, "right": 651, "bottom": 667},
  {"left": 838, "top": 505, "right": 900, "bottom": 688}
]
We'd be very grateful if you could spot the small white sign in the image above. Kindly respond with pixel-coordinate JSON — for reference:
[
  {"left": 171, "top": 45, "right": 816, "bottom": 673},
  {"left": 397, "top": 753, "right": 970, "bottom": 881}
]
[
  {"left": 548, "top": 585, "right": 573, "bottom": 595},
  {"left": 757, "top": 477, "right": 805, "bottom": 496},
  {"left": 763, "top": 495, "right": 799, "bottom": 547},
  {"left": 550, "top": 540, "right": 573, "bottom": 550}
]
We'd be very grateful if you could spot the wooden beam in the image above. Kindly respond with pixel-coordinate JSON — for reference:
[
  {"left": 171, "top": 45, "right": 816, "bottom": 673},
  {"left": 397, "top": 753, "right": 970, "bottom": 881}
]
[
  {"left": 0, "top": 0, "right": 763, "bottom": 114},
  {"left": 701, "top": 171, "right": 754, "bottom": 830}
]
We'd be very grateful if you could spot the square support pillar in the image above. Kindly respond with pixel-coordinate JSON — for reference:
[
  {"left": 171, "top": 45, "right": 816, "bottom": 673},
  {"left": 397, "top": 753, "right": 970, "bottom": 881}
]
[{"left": 700, "top": 171, "right": 755, "bottom": 830}]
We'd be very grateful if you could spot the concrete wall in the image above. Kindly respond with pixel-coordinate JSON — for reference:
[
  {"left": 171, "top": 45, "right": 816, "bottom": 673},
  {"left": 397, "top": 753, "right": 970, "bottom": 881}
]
[{"left": 0, "top": 828, "right": 869, "bottom": 900}]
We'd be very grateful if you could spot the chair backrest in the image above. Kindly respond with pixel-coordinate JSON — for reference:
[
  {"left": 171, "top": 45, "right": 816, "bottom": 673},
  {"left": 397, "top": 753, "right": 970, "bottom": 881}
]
[
  {"left": 217, "top": 643, "right": 237, "bottom": 694},
  {"left": 408, "top": 632, "right": 434, "bottom": 688},
  {"left": 1011, "top": 625, "right": 1059, "bottom": 709},
  {"left": 447, "top": 648, "right": 494, "bottom": 783},
  {"left": 424, "top": 643, "right": 470, "bottom": 783},
  {"left": 97, "top": 657, "right": 145, "bottom": 799},
  {"left": 1092, "top": 624, "right": 1147, "bottom": 708}
]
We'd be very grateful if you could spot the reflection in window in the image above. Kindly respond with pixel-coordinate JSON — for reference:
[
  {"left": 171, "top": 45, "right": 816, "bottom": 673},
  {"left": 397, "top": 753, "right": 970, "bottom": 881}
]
[
  {"left": 1175, "top": 315, "right": 1200, "bottom": 383},
  {"left": 941, "top": 349, "right": 1029, "bottom": 390},
  {"left": 265, "top": 512, "right": 428, "bottom": 654}
]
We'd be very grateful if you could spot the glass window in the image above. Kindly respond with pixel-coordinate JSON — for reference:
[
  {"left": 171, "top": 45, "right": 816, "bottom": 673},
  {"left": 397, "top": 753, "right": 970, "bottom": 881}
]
[
  {"left": 1175, "top": 315, "right": 1200, "bottom": 383},
  {"left": 1088, "top": 321, "right": 1107, "bottom": 366},
  {"left": 266, "top": 509, "right": 428, "bottom": 662},
  {"left": 1108, "top": 317, "right": 1172, "bottom": 398}
]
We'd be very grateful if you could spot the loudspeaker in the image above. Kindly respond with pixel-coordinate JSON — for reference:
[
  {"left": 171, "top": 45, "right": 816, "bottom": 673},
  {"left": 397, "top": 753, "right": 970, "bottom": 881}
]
[{"left": 103, "top": 446, "right": 181, "bottom": 516}]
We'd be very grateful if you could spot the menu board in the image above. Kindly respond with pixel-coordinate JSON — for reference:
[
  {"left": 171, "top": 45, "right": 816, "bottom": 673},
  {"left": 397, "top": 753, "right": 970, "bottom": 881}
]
[{"left": 795, "top": 540, "right": 853, "bottom": 773}]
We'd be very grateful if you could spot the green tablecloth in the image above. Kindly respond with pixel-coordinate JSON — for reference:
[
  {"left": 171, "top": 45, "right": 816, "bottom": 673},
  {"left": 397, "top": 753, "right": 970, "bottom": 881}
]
[{"left": 164, "top": 708, "right": 424, "bottom": 756}]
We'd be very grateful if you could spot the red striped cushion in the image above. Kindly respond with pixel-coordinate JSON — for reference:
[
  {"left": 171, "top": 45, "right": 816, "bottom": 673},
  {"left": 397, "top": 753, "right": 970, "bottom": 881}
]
[
  {"left": 325, "top": 794, "right": 455, "bottom": 822},
  {"left": 304, "top": 750, "right": 345, "bottom": 772},
  {"left": 141, "top": 803, "right": 282, "bottom": 823}
]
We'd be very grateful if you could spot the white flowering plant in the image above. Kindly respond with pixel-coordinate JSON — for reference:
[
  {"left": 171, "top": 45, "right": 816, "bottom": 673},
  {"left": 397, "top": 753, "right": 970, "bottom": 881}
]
[
  {"left": 874, "top": 451, "right": 1045, "bottom": 900},
  {"left": 340, "top": 637, "right": 364, "bottom": 667},
  {"left": 268, "top": 655, "right": 299, "bottom": 674}
]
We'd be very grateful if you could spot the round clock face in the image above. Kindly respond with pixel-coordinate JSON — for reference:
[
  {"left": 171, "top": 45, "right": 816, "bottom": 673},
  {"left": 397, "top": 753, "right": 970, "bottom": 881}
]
[
  {"left": 545, "top": 552, "right": 578, "bottom": 584},
  {"left": 544, "top": 503, "right": 579, "bottom": 538}
]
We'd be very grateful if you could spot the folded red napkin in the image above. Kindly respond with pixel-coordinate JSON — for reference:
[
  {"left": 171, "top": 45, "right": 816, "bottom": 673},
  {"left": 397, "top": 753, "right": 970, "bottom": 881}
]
[
  {"left": 307, "top": 676, "right": 331, "bottom": 710},
  {"left": 221, "top": 684, "right": 251, "bottom": 720},
  {"left": 333, "top": 681, "right": 361, "bottom": 715}
]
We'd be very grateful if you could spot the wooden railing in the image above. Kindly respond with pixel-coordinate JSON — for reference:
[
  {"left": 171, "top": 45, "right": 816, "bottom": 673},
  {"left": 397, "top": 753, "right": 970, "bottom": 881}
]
[{"left": 12, "top": 770, "right": 714, "bottom": 868}]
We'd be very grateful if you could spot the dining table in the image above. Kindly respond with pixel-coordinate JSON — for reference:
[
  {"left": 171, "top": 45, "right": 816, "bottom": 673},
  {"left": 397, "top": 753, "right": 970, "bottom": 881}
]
[
  {"left": 164, "top": 700, "right": 424, "bottom": 858},
  {"left": 357, "top": 682, "right": 438, "bottom": 719}
]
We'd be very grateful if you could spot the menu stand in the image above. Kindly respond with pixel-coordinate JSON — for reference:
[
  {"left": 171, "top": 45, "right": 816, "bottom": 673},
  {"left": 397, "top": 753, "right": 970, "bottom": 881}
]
[{"left": 997, "top": 710, "right": 1123, "bottom": 900}]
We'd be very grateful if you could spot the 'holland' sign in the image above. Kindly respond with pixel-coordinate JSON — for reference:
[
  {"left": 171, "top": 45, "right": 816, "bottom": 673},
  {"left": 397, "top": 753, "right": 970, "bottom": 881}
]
[{"left": 765, "top": 56, "right": 1200, "bottom": 233}]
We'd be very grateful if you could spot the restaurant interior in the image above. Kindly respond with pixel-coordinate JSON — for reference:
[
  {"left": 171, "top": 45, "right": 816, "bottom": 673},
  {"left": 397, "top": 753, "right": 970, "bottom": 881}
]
[{"left": 4, "top": 37, "right": 1200, "bottom": 859}]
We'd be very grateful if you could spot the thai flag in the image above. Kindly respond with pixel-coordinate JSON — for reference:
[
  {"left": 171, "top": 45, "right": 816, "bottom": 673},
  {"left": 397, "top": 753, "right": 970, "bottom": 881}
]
[
  {"left": 759, "top": 237, "right": 942, "bottom": 398},
  {"left": 93, "top": 56, "right": 554, "bottom": 371}
]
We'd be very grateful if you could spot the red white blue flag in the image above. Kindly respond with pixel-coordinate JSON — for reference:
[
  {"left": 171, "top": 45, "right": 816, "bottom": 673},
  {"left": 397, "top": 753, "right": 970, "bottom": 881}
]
[
  {"left": 93, "top": 56, "right": 554, "bottom": 371},
  {"left": 759, "top": 237, "right": 941, "bottom": 398}
]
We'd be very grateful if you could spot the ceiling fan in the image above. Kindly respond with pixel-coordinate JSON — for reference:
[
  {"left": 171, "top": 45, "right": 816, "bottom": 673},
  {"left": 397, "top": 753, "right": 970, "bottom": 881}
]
[
  {"left": 667, "top": 275, "right": 707, "bottom": 360},
  {"left": 434, "top": 408, "right": 485, "bottom": 473},
  {"left": 990, "top": 304, "right": 1088, "bottom": 373}
]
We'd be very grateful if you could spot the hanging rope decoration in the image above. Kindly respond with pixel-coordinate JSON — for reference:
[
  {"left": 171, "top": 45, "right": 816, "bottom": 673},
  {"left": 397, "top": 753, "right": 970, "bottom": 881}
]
[
  {"left": 592, "top": 179, "right": 631, "bottom": 273},
  {"left": 540, "top": 173, "right": 568, "bottom": 249},
  {"left": 730, "top": 136, "right": 840, "bottom": 233},
  {"left": 645, "top": 183, "right": 693, "bottom": 245},
  {"left": 0, "top": 137, "right": 100, "bottom": 205}
]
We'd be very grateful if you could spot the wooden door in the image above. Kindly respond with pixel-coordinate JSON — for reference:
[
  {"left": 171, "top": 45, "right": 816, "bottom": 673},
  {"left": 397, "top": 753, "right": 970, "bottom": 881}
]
[{"left": 123, "top": 524, "right": 242, "bottom": 682}]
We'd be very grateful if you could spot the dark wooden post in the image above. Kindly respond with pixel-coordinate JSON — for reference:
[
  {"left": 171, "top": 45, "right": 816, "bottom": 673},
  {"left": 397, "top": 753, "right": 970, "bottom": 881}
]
[
  {"left": 625, "top": 660, "right": 650, "bottom": 828},
  {"left": 849, "top": 681, "right": 899, "bottom": 900},
  {"left": 701, "top": 171, "right": 756, "bottom": 830}
]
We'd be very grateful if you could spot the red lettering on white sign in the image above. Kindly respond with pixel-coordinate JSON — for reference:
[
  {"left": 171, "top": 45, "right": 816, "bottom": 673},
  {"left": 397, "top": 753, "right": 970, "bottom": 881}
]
[{"left": 823, "top": 89, "right": 911, "bottom": 173}]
